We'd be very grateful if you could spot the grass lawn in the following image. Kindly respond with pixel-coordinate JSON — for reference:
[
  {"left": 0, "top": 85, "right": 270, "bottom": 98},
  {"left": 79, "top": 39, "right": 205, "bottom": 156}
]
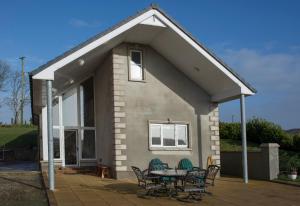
[
  {"left": 220, "top": 139, "right": 261, "bottom": 152},
  {"left": 0, "top": 126, "right": 37, "bottom": 148},
  {"left": 276, "top": 174, "right": 300, "bottom": 186}
]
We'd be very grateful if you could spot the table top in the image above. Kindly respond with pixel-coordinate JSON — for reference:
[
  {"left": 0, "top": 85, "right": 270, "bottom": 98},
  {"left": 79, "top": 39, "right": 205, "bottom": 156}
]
[{"left": 150, "top": 169, "right": 187, "bottom": 177}]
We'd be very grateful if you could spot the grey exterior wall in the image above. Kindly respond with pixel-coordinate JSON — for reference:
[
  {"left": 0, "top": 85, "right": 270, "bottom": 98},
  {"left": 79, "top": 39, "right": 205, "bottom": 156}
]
[
  {"left": 220, "top": 143, "right": 280, "bottom": 180},
  {"left": 112, "top": 43, "right": 220, "bottom": 178},
  {"left": 95, "top": 53, "right": 114, "bottom": 167}
]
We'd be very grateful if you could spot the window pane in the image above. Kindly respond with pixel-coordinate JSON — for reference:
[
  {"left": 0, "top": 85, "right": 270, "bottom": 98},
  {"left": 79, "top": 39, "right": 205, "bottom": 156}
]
[
  {"left": 82, "top": 130, "right": 95, "bottom": 159},
  {"left": 81, "top": 77, "right": 94, "bottom": 127},
  {"left": 131, "top": 51, "right": 141, "bottom": 64},
  {"left": 177, "top": 125, "right": 187, "bottom": 146},
  {"left": 151, "top": 125, "right": 161, "bottom": 145},
  {"left": 52, "top": 98, "right": 59, "bottom": 126},
  {"left": 163, "top": 125, "right": 175, "bottom": 146},
  {"left": 62, "top": 88, "right": 78, "bottom": 126},
  {"left": 130, "top": 64, "right": 142, "bottom": 80},
  {"left": 53, "top": 129, "right": 60, "bottom": 159}
]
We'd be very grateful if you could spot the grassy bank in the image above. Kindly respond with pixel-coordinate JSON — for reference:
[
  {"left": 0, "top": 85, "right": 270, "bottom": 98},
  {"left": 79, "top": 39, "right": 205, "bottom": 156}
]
[{"left": 0, "top": 126, "right": 37, "bottom": 148}]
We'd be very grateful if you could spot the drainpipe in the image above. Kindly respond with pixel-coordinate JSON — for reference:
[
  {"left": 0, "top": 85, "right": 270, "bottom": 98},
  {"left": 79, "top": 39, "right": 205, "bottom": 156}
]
[
  {"left": 240, "top": 94, "right": 248, "bottom": 183},
  {"left": 47, "top": 80, "right": 55, "bottom": 190}
]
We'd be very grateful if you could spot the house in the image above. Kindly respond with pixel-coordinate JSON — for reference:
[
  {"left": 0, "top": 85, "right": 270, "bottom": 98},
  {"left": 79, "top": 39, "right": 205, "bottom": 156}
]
[{"left": 30, "top": 5, "right": 256, "bottom": 181}]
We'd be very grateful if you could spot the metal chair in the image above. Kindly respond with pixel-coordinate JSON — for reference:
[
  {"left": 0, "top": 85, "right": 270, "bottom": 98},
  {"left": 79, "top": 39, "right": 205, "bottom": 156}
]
[
  {"left": 148, "top": 158, "right": 170, "bottom": 171},
  {"left": 149, "top": 159, "right": 176, "bottom": 183},
  {"left": 131, "top": 166, "right": 163, "bottom": 196},
  {"left": 177, "top": 169, "right": 206, "bottom": 201},
  {"left": 206, "top": 165, "right": 220, "bottom": 187},
  {"left": 178, "top": 158, "right": 200, "bottom": 171}
]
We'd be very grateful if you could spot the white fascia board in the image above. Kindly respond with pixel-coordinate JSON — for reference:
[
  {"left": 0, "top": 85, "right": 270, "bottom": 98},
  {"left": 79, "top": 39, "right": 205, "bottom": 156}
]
[
  {"left": 211, "top": 87, "right": 255, "bottom": 103},
  {"left": 32, "top": 10, "right": 156, "bottom": 80},
  {"left": 153, "top": 10, "right": 254, "bottom": 95}
]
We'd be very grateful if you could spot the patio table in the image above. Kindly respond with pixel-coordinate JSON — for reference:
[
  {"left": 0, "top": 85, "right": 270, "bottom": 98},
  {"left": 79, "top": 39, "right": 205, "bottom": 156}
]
[
  {"left": 150, "top": 169, "right": 187, "bottom": 177},
  {"left": 150, "top": 169, "right": 187, "bottom": 196}
]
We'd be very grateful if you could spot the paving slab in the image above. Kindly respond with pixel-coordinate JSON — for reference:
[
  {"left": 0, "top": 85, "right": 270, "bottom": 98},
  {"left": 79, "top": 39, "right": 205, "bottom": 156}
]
[{"left": 45, "top": 173, "right": 300, "bottom": 206}]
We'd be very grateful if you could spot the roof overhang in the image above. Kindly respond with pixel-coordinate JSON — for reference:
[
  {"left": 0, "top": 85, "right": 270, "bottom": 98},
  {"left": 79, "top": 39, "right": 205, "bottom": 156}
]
[{"left": 30, "top": 6, "right": 256, "bottom": 116}]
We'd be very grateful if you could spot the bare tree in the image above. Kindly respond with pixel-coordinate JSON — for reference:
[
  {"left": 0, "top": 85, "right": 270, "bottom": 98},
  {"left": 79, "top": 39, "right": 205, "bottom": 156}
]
[
  {"left": 5, "top": 70, "right": 30, "bottom": 124},
  {"left": 0, "top": 60, "right": 11, "bottom": 108}
]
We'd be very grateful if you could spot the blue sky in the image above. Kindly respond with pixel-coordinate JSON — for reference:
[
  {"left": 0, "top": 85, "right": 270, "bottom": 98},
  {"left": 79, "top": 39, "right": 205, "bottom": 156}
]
[{"left": 0, "top": 0, "right": 299, "bottom": 129}]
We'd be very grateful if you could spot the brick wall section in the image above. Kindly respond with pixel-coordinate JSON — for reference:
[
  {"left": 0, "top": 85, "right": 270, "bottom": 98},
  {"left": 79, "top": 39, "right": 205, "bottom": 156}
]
[
  {"left": 112, "top": 47, "right": 128, "bottom": 173},
  {"left": 209, "top": 103, "right": 221, "bottom": 166}
]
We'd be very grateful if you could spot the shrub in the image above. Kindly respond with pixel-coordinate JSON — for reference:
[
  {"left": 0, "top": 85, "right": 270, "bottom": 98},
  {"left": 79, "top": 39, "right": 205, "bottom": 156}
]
[
  {"left": 219, "top": 122, "right": 240, "bottom": 140},
  {"left": 293, "top": 134, "right": 300, "bottom": 151},
  {"left": 220, "top": 118, "right": 298, "bottom": 151},
  {"left": 246, "top": 118, "right": 286, "bottom": 144}
]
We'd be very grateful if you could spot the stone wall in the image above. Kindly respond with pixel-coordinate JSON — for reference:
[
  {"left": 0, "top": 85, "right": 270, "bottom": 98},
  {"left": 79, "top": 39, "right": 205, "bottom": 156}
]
[{"left": 221, "top": 143, "right": 280, "bottom": 180}]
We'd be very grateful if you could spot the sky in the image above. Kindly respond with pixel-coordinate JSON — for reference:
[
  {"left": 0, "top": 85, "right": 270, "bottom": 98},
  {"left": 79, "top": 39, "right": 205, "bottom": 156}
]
[{"left": 0, "top": 0, "right": 299, "bottom": 129}]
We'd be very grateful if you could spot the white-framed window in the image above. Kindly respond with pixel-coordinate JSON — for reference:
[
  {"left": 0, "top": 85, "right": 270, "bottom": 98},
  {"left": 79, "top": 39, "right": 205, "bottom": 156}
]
[
  {"left": 80, "top": 77, "right": 96, "bottom": 159},
  {"left": 129, "top": 50, "right": 144, "bottom": 81},
  {"left": 149, "top": 123, "right": 189, "bottom": 148}
]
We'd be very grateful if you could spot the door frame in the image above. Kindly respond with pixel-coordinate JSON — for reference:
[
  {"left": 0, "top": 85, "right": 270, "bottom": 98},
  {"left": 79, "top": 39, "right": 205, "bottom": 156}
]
[{"left": 64, "top": 129, "right": 79, "bottom": 167}]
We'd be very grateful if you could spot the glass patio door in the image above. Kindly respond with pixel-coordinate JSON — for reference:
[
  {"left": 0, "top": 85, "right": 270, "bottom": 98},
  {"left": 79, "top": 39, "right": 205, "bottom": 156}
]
[{"left": 64, "top": 130, "right": 78, "bottom": 166}]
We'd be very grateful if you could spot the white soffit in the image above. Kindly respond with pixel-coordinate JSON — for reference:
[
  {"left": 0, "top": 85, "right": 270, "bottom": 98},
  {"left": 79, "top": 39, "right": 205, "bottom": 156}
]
[
  {"left": 32, "top": 8, "right": 255, "bottom": 98},
  {"left": 140, "top": 15, "right": 166, "bottom": 27}
]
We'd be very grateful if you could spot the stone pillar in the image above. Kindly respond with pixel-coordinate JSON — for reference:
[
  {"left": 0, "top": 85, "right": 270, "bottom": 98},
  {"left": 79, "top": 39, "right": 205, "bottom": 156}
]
[
  {"left": 260, "top": 143, "right": 280, "bottom": 180},
  {"left": 209, "top": 103, "right": 220, "bottom": 166},
  {"left": 112, "top": 47, "right": 128, "bottom": 176}
]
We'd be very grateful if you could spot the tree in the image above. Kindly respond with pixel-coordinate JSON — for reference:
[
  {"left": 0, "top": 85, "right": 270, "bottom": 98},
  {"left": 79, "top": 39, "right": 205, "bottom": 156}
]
[
  {"left": 0, "top": 60, "right": 11, "bottom": 107},
  {"left": 5, "top": 70, "right": 30, "bottom": 124}
]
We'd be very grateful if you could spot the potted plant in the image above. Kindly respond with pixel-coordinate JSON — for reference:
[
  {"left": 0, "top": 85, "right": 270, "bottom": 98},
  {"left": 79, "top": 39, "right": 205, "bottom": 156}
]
[{"left": 287, "top": 158, "right": 299, "bottom": 180}]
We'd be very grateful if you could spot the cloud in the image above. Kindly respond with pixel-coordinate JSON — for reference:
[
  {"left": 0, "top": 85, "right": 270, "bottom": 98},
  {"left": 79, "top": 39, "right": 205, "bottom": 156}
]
[
  {"left": 220, "top": 48, "right": 300, "bottom": 93},
  {"left": 217, "top": 47, "right": 300, "bottom": 129},
  {"left": 69, "top": 18, "right": 100, "bottom": 28}
]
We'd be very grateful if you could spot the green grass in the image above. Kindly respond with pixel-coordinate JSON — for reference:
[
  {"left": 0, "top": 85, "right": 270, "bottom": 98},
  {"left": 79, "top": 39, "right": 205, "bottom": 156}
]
[
  {"left": 0, "top": 126, "right": 38, "bottom": 149},
  {"left": 276, "top": 174, "right": 300, "bottom": 185},
  {"left": 220, "top": 139, "right": 261, "bottom": 152}
]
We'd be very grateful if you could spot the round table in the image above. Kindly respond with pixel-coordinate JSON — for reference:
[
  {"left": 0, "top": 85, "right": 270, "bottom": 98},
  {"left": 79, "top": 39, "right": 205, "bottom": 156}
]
[
  {"left": 150, "top": 169, "right": 187, "bottom": 177},
  {"left": 150, "top": 169, "right": 187, "bottom": 196}
]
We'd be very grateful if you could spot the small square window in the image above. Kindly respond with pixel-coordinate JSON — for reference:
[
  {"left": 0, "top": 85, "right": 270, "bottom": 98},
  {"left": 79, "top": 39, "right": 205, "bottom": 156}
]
[{"left": 129, "top": 50, "right": 143, "bottom": 81}]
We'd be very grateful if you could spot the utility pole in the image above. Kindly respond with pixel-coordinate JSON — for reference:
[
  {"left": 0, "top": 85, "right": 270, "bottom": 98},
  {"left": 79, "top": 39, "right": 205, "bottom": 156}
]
[{"left": 19, "top": 56, "right": 25, "bottom": 125}]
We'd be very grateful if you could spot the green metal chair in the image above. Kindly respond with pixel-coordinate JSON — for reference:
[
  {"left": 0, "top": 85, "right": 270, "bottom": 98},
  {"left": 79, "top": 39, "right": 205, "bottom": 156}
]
[
  {"left": 177, "top": 169, "right": 207, "bottom": 202},
  {"left": 148, "top": 158, "right": 174, "bottom": 185},
  {"left": 178, "top": 158, "right": 200, "bottom": 171}
]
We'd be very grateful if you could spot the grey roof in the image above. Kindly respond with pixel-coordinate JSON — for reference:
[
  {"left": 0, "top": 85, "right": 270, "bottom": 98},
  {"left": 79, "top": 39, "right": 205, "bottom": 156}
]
[{"left": 30, "top": 4, "right": 256, "bottom": 93}]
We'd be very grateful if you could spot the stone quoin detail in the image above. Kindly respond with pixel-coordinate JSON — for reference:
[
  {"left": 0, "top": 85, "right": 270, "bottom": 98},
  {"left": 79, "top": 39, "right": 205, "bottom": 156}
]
[
  {"left": 209, "top": 104, "right": 221, "bottom": 166},
  {"left": 112, "top": 47, "right": 128, "bottom": 172}
]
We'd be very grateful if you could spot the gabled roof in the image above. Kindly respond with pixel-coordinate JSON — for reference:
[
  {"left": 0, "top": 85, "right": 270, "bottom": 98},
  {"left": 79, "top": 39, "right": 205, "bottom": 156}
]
[{"left": 30, "top": 4, "right": 256, "bottom": 103}]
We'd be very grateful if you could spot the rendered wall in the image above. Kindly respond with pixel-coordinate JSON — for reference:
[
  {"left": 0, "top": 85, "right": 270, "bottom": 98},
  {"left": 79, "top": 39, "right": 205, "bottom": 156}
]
[
  {"left": 94, "top": 53, "right": 114, "bottom": 167},
  {"left": 112, "top": 43, "right": 219, "bottom": 178}
]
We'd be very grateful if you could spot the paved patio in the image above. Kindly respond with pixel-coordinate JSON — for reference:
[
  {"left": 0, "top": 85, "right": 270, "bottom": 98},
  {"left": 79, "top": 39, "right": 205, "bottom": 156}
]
[{"left": 45, "top": 173, "right": 300, "bottom": 206}]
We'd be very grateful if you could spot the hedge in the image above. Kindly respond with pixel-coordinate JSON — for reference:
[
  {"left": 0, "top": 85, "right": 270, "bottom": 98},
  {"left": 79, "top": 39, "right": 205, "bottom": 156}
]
[{"left": 220, "top": 118, "right": 297, "bottom": 151}]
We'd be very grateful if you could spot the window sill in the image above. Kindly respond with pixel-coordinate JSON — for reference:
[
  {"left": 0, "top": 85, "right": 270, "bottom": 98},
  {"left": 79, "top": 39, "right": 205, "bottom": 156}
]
[
  {"left": 128, "top": 79, "right": 146, "bottom": 83},
  {"left": 149, "top": 147, "right": 192, "bottom": 151}
]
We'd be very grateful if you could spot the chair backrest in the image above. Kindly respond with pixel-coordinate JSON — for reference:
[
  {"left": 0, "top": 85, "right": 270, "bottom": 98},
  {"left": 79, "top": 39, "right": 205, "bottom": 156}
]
[
  {"left": 148, "top": 158, "right": 168, "bottom": 172},
  {"left": 206, "top": 165, "right": 220, "bottom": 186},
  {"left": 184, "top": 169, "right": 207, "bottom": 188},
  {"left": 149, "top": 158, "right": 162, "bottom": 167},
  {"left": 178, "top": 158, "right": 193, "bottom": 171},
  {"left": 131, "top": 166, "right": 144, "bottom": 182}
]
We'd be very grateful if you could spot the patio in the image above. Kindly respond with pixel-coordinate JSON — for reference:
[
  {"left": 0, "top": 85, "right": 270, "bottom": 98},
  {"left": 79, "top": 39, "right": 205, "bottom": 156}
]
[{"left": 44, "top": 173, "right": 300, "bottom": 206}]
